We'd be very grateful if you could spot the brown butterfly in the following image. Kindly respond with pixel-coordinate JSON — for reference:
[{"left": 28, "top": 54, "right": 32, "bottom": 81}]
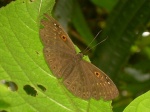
[{"left": 40, "top": 14, "right": 119, "bottom": 100}]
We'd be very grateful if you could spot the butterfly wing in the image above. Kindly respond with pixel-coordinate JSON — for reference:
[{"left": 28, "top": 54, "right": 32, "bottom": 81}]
[
  {"left": 63, "top": 62, "right": 92, "bottom": 99},
  {"left": 63, "top": 59, "right": 119, "bottom": 100},
  {"left": 40, "top": 15, "right": 77, "bottom": 78},
  {"left": 44, "top": 46, "right": 76, "bottom": 78},
  {"left": 40, "top": 14, "right": 76, "bottom": 52},
  {"left": 81, "top": 60, "right": 119, "bottom": 100}
]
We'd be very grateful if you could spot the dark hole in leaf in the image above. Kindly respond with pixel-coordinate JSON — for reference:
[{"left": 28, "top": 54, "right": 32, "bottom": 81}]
[
  {"left": 0, "top": 110, "right": 7, "bottom": 112},
  {"left": 23, "top": 85, "right": 37, "bottom": 97},
  {"left": 0, "top": 0, "right": 15, "bottom": 8},
  {"left": 0, "top": 80, "right": 18, "bottom": 91},
  {"left": 37, "top": 84, "right": 46, "bottom": 92}
]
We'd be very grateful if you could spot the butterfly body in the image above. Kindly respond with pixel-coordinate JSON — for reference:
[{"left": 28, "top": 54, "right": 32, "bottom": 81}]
[{"left": 40, "top": 14, "right": 119, "bottom": 100}]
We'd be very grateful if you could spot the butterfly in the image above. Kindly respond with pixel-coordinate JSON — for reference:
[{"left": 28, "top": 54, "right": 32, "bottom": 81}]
[{"left": 39, "top": 14, "right": 119, "bottom": 100}]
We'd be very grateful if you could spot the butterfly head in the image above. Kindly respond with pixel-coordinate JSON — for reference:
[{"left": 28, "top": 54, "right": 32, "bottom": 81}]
[{"left": 73, "top": 52, "right": 83, "bottom": 63}]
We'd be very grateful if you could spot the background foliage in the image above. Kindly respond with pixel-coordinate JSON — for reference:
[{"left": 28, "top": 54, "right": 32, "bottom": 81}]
[{"left": 0, "top": 0, "right": 150, "bottom": 112}]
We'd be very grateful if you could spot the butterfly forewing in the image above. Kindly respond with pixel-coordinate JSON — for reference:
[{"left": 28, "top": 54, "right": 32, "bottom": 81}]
[
  {"left": 81, "top": 60, "right": 119, "bottom": 100},
  {"left": 40, "top": 14, "right": 76, "bottom": 52},
  {"left": 40, "top": 14, "right": 77, "bottom": 78}
]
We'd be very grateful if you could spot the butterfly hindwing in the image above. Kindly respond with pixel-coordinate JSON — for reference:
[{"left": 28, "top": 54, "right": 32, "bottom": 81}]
[
  {"left": 63, "top": 62, "right": 92, "bottom": 99},
  {"left": 43, "top": 46, "right": 75, "bottom": 78}
]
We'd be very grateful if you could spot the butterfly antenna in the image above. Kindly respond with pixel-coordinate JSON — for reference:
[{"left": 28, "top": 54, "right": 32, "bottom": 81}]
[
  {"left": 83, "top": 30, "right": 102, "bottom": 53},
  {"left": 84, "top": 36, "right": 108, "bottom": 54}
]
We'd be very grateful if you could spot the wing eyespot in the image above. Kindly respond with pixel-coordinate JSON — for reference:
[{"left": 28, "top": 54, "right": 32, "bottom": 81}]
[
  {"left": 84, "top": 92, "right": 90, "bottom": 98},
  {"left": 45, "top": 40, "right": 49, "bottom": 44},
  {"left": 53, "top": 22, "right": 61, "bottom": 28},
  {"left": 71, "top": 86, "right": 75, "bottom": 91},
  {"left": 66, "top": 81, "right": 71, "bottom": 86},
  {"left": 53, "top": 66, "right": 56, "bottom": 69},
  {"left": 54, "top": 23, "right": 57, "bottom": 26},
  {"left": 46, "top": 53, "right": 49, "bottom": 56},
  {"left": 107, "top": 82, "right": 110, "bottom": 84},
  {"left": 78, "top": 90, "right": 81, "bottom": 95},
  {"left": 93, "top": 91, "right": 98, "bottom": 98},
  {"left": 94, "top": 71, "right": 101, "bottom": 78},
  {"left": 83, "top": 92, "right": 86, "bottom": 97},
  {"left": 61, "top": 35, "right": 67, "bottom": 41},
  {"left": 105, "top": 76, "right": 111, "bottom": 85},
  {"left": 49, "top": 60, "right": 52, "bottom": 63}
]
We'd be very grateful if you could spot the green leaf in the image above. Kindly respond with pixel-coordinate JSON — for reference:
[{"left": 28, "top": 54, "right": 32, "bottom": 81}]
[
  {"left": 0, "top": 0, "right": 114, "bottom": 112},
  {"left": 123, "top": 91, "right": 150, "bottom": 112}
]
